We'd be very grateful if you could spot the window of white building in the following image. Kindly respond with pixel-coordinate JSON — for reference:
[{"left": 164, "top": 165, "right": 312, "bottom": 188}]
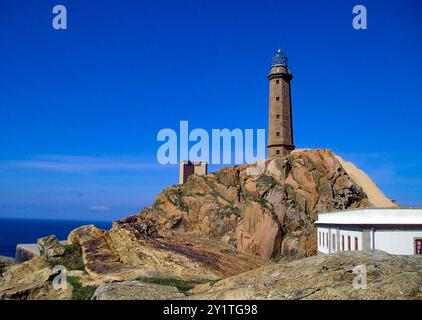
[
  {"left": 326, "top": 233, "right": 328, "bottom": 248},
  {"left": 332, "top": 234, "right": 336, "bottom": 251}
]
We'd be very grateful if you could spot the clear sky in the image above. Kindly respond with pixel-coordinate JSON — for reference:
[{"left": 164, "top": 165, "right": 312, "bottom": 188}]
[{"left": 0, "top": 0, "right": 421, "bottom": 221}]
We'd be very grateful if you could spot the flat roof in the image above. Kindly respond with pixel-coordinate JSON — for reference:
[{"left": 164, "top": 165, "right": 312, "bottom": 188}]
[{"left": 315, "top": 208, "right": 422, "bottom": 225}]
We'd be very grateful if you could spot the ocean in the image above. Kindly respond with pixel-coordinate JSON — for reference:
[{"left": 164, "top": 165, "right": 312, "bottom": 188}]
[{"left": 0, "top": 218, "right": 112, "bottom": 258}]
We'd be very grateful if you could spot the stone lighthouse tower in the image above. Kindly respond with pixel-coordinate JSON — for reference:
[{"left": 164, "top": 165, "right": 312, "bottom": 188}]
[{"left": 267, "top": 49, "right": 295, "bottom": 158}]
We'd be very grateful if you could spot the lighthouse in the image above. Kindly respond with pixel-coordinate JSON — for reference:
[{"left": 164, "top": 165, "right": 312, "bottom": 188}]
[{"left": 267, "top": 49, "right": 295, "bottom": 158}]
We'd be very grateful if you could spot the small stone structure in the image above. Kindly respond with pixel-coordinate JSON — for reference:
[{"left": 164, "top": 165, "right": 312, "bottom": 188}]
[
  {"left": 15, "top": 239, "right": 67, "bottom": 263},
  {"left": 15, "top": 244, "right": 40, "bottom": 264},
  {"left": 179, "top": 160, "right": 207, "bottom": 184}
]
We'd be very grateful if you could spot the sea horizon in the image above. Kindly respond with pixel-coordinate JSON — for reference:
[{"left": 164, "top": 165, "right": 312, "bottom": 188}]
[
  {"left": 0, "top": 216, "right": 113, "bottom": 223},
  {"left": 0, "top": 217, "right": 112, "bottom": 258}
]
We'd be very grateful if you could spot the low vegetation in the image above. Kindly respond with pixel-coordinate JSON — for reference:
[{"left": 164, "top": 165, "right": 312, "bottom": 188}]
[
  {"left": 270, "top": 254, "right": 283, "bottom": 263},
  {"left": 67, "top": 276, "right": 97, "bottom": 300},
  {"left": 136, "top": 277, "right": 218, "bottom": 293},
  {"left": 47, "top": 243, "right": 85, "bottom": 271}
]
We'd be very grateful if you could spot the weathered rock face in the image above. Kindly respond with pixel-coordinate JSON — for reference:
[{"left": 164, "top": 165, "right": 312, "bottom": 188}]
[
  {"left": 0, "top": 256, "right": 72, "bottom": 300},
  {"left": 37, "top": 235, "right": 65, "bottom": 259},
  {"left": 67, "top": 225, "right": 146, "bottom": 281},
  {"left": 68, "top": 223, "right": 266, "bottom": 283},
  {"left": 133, "top": 149, "right": 374, "bottom": 259},
  {"left": 91, "top": 281, "right": 184, "bottom": 300},
  {"left": 0, "top": 221, "right": 265, "bottom": 300},
  {"left": 186, "top": 250, "right": 422, "bottom": 300},
  {"left": 235, "top": 202, "right": 281, "bottom": 258}
]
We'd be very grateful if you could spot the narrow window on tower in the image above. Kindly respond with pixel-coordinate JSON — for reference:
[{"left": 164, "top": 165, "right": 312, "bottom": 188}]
[
  {"left": 276, "top": 97, "right": 280, "bottom": 101},
  {"left": 276, "top": 150, "right": 280, "bottom": 155},
  {"left": 276, "top": 80, "right": 279, "bottom": 84},
  {"left": 276, "top": 114, "right": 280, "bottom": 119},
  {"left": 276, "top": 131, "right": 280, "bottom": 137}
]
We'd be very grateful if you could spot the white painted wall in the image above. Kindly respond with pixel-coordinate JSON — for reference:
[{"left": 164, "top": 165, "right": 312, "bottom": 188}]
[
  {"left": 318, "top": 225, "right": 422, "bottom": 255},
  {"left": 317, "top": 227, "right": 330, "bottom": 254},
  {"left": 338, "top": 230, "right": 362, "bottom": 252},
  {"left": 374, "top": 230, "right": 422, "bottom": 255},
  {"left": 317, "top": 227, "right": 362, "bottom": 254}
]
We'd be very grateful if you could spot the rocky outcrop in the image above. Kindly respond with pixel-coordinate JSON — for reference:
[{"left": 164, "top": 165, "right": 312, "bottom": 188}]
[
  {"left": 37, "top": 235, "right": 65, "bottom": 259},
  {"left": 68, "top": 223, "right": 266, "bottom": 282},
  {"left": 186, "top": 250, "right": 422, "bottom": 300},
  {"left": 48, "top": 149, "right": 388, "bottom": 285},
  {"left": 1, "top": 221, "right": 266, "bottom": 299},
  {"left": 1, "top": 149, "right": 400, "bottom": 300},
  {"left": 67, "top": 225, "right": 145, "bottom": 281},
  {"left": 91, "top": 281, "right": 184, "bottom": 300},
  {"left": 0, "top": 256, "right": 72, "bottom": 300},
  {"left": 132, "top": 149, "right": 377, "bottom": 259}
]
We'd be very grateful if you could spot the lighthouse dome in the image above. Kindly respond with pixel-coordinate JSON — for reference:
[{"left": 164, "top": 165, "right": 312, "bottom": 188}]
[{"left": 271, "top": 49, "right": 288, "bottom": 66}]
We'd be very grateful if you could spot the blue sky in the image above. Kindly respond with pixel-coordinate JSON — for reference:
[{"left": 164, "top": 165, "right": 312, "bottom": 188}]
[{"left": 0, "top": 0, "right": 421, "bottom": 221}]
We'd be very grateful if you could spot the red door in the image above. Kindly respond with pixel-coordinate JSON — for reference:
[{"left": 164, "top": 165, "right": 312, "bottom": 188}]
[{"left": 415, "top": 239, "right": 422, "bottom": 255}]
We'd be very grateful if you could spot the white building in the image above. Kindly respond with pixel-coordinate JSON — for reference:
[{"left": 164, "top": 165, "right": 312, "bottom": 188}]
[{"left": 315, "top": 208, "right": 422, "bottom": 256}]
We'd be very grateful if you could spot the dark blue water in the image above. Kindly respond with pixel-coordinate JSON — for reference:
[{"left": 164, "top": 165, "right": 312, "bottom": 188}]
[{"left": 0, "top": 218, "right": 112, "bottom": 258}]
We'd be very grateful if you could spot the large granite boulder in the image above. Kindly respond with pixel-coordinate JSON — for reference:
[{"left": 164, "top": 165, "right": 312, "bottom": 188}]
[
  {"left": 37, "top": 235, "right": 65, "bottom": 259},
  {"left": 0, "top": 256, "right": 72, "bottom": 300},
  {"left": 235, "top": 201, "right": 281, "bottom": 258}
]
